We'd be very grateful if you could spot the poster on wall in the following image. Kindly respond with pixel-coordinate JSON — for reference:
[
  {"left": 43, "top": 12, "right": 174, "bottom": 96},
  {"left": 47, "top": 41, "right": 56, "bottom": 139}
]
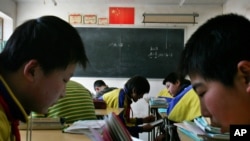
[
  {"left": 109, "top": 7, "right": 134, "bottom": 24},
  {"left": 83, "top": 15, "right": 97, "bottom": 24},
  {"left": 98, "top": 18, "right": 109, "bottom": 25},
  {"left": 68, "top": 14, "right": 82, "bottom": 24}
]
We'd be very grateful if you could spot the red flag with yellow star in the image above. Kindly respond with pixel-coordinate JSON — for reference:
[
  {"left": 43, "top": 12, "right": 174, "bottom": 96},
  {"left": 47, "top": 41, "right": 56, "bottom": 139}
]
[{"left": 109, "top": 7, "right": 134, "bottom": 24}]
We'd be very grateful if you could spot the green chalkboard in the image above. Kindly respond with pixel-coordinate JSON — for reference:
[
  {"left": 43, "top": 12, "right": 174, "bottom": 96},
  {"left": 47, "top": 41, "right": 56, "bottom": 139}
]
[{"left": 74, "top": 27, "right": 184, "bottom": 78}]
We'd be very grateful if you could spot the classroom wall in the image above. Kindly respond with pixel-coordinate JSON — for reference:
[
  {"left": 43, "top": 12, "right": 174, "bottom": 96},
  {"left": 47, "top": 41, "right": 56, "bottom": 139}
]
[
  {"left": 2, "top": 0, "right": 250, "bottom": 117},
  {"left": 0, "top": 0, "right": 16, "bottom": 20},
  {"left": 224, "top": 0, "right": 250, "bottom": 19},
  {"left": 15, "top": 2, "right": 224, "bottom": 117},
  {"left": 0, "top": 0, "right": 16, "bottom": 40}
]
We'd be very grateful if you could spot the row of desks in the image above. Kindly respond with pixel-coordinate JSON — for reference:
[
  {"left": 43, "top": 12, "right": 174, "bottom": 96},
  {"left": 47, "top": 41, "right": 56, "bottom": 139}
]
[{"left": 20, "top": 108, "right": 123, "bottom": 141}]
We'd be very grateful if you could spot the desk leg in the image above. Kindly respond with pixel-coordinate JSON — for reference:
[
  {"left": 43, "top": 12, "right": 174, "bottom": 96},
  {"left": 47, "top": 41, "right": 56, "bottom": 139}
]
[
  {"left": 148, "top": 107, "right": 158, "bottom": 141},
  {"left": 163, "top": 118, "right": 174, "bottom": 141},
  {"left": 148, "top": 105, "right": 152, "bottom": 141}
]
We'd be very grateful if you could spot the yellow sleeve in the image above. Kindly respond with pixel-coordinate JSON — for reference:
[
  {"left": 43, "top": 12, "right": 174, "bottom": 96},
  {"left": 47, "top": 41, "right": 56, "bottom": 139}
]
[
  {"left": 0, "top": 106, "right": 12, "bottom": 141},
  {"left": 168, "top": 89, "right": 201, "bottom": 122},
  {"left": 157, "top": 88, "right": 173, "bottom": 98},
  {"left": 103, "top": 89, "right": 120, "bottom": 108}
]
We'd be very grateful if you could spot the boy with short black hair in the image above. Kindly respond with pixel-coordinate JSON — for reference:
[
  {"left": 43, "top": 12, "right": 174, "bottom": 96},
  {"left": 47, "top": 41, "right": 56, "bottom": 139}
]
[
  {"left": 93, "top": 80, "right": 117, "bottom": 98},
  {"left": 178, "top": 13, "right": 250, "bottom": 133},
  {"left": 0, "top": 15, "right": 88, "bottom": 141}
]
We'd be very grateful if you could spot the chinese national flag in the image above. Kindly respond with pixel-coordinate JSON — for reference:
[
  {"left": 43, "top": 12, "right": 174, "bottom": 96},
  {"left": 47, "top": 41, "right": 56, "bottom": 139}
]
[{"left": 109, "top": 7, "right": 134, "bottom": 24}]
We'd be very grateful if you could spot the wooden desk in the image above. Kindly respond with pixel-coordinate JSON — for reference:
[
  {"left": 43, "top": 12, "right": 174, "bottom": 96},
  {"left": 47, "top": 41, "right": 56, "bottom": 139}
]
[
  {"left": 20, "top": 130, "right": 91, "bottom": 141},
  {"left": 95, "top": 108, "right": 124, "bottom": 116}
]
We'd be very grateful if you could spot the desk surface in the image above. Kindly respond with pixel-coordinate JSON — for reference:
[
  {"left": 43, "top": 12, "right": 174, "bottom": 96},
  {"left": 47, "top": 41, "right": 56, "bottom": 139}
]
[
  {"left": 20, "top": 130, "right": 91, "bottom": 141},
  {"left": 95, "top": 108, "right": 123, "bottom": 116}
]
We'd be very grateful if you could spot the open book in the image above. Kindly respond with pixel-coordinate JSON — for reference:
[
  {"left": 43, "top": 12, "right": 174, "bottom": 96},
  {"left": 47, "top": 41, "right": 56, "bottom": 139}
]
[
  {"left": 138, "top": 118, "right": 164, "bottom": 128},
  {"left": 93, "top": 112, "right": 144, "bottom": 141},
  {"left": 63, "top": 120, "right": 105, "bottom": 134},
  {"left": 64, "top": 112, "right": 143, "bottom": 141},
  {"left": 150, "top": 119, "right": 164, "bottom": 126}
]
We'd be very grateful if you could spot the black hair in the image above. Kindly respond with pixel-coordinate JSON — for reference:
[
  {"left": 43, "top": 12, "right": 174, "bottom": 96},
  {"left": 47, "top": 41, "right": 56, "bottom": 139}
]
[
  {"left": 178, "top": 13, "right": 250, "bottom": 86},
  {"left": 93, "top": 80, "right": 107, "bottom": 88},
  {"left": 163, "top": 72, "right": 190, "bottom": 86},
  {"left": 0, "top": 15, "right": 88, "bottom": 74},
  {"left": 124, "top": 75, "right": 150, "bottom": 96}
]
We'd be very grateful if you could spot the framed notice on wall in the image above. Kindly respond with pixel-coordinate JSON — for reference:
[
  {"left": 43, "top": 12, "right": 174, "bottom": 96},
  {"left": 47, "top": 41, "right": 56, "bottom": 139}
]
[
  {"left": 0, "top": 17, "right": 3, "bottom": 40},
  {"left": 83, "top": 15, "right": 97, "bottom": 24},
  {"left": 68, "top": 14, "right": 82, "bottom": 24},
  {"left": 98, "top": 18, "right": 109, "bottom": 25}
]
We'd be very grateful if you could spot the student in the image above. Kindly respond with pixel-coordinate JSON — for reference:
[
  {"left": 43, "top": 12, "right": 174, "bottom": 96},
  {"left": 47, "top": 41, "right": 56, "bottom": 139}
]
[
  {"left": 93, "top": 80, "right": 117, "bottom": 98},
  {"left": 155, "top": 72, "right": 201, "bottom": 141},
  {"left": 46, "top": 80, "right": 97, "bottom": 123},
  {"left": 178, "top": 13, "right": 250, "bottom": 133},
  {"left": 157, "top": 76, "right": 173, "bottom": 102},
  {"left": 98, "top": 75, "right": 155, "bottom": 138},
  {"left": 0, "top": 15, "right": 88, "bottom": 141},
  {"left": 164, "top": 72, "right": 201, "bottom": 122}
]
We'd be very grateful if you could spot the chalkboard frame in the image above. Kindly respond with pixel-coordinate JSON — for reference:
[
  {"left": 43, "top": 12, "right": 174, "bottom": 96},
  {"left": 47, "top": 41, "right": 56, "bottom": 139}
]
[{"left": 74, "top": 27, "right": 184, "bottom": 78}]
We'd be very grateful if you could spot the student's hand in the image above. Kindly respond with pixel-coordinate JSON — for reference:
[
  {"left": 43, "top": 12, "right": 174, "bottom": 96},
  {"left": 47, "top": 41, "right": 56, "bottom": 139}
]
[
  {"left": 142, "top": 124, "right": 154, "bottom": 132},
  {"left": 143, "top": 115, "right": 155, "bottom": 123}
]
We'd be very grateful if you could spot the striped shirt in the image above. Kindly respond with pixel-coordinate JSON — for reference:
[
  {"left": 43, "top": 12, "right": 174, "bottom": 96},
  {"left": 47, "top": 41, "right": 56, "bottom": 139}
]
[{"left": 46, "top": 80, "right": 96, "bottom": 123}]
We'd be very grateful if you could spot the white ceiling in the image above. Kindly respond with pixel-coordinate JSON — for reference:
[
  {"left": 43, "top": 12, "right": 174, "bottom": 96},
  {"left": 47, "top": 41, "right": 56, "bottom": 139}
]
[{"left": 14, "top": 0, "right": 227, "bottom": 6}]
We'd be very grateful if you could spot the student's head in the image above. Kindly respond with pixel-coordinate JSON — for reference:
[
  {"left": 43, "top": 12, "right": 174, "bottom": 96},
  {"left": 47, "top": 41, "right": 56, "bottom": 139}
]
[
  {"left": 0, "top": 15, "right": 88, "bottom": 114},
  {"left": 94, "top": 80, "right": 108, "bottom": 93},
  {"left": 163, "top": 72, "right": 190, "bottom": 97},
  {"left": 124, "top": 75, "right": 150, "bottom": 102},
  {"left": 178, "top": 14, "right": 250, "bottom": 133}
]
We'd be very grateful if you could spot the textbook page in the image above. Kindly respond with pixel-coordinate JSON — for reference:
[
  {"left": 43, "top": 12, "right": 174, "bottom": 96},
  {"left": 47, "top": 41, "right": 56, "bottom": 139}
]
[{"left": 63, "top": 120, "right": 105, "bottom": 134}]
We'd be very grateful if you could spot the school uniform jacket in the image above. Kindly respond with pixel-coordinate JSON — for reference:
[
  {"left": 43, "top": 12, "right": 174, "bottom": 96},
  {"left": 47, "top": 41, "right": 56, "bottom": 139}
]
[
  {"left": 167, "top": 85, "right": 201, "bottom": 123},
  {"left": 0, "top": 76, "right": 29, "bottom": 141}
]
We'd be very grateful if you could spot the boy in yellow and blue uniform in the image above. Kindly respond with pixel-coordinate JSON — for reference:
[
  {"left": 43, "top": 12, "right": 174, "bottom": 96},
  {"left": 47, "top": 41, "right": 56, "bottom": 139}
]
[
  {"left": 98, "top": 75, "right": 155, "bottom": 138},
  {"left": 155, "top": 72, "right": 201, "bottom": 141},
  {"left": 0, "top": 16, "right": 88, "bottom": 141}
]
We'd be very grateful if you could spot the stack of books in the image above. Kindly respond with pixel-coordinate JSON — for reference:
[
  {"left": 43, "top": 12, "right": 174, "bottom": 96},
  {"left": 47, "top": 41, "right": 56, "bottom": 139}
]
[
  {"left": 174, "top": 117, "right": 229, "bottom": 141},
  {"left": 149, "top": 97, "right": 168, "bottom": 106}
]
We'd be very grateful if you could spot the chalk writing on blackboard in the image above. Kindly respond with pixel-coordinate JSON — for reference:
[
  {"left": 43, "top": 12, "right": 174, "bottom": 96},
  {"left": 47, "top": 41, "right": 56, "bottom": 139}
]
[
  {"left": 148, "top": 45, "right": 173, "bottom": 59},
  {"left": 108, "top": 42, "right": 124, "bottom": 47},
  {"left": 75, "top": 27, "right": 184, "bottom": 78}
]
